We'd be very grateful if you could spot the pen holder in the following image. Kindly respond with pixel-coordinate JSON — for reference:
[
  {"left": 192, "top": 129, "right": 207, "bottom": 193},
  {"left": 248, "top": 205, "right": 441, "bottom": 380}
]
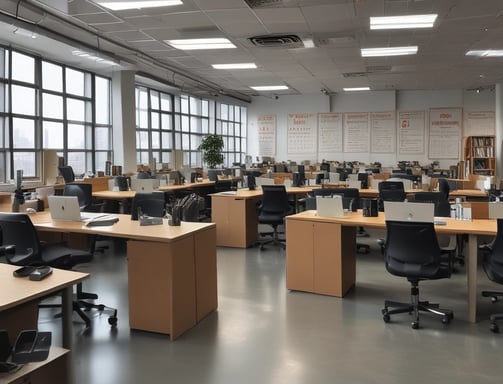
[{"left": 169, "top": 206, "right": 181, "bottom": 226}]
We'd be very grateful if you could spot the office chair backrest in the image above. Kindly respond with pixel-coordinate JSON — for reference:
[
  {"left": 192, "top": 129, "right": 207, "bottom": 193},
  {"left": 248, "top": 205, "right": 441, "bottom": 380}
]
[
  {"left": 260, "top": 185, "right": 291, "bottom": 214},
  {"left": 378, "top": 181, "right": 405, "bottom": 192},
  {"left": 484, "top": 218, "right": 503, "bottom": 284},
  {"left": 114, "top": 176, "right": 130, "bottom": 191},
  {"left": 131, "top": 192, "right": 166, "bottom": 220},
  {"left": 0, "top": 213, "right": 41, "bottom": 265},
  {"left": 412, "top": 192, "right": 450, "bottom": 217},
  {"left": 63, "top": 183, "right": 93, "bottom": 211},
  {"left": 384, "top": 220, "right": 442, "bottom": 279},
  {"left": 58, "top": 166, "right": 75, "bottom": 183},
  {"left": 438, "top": 178, "right": 450, "bottom": 199}
]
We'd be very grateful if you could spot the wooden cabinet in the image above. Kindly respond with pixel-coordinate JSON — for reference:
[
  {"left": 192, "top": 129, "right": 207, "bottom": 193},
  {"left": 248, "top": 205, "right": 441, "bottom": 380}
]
[
  {"left": 286, "top": 217, "right": 356, "bottom": 297},
  {"left": 464, "top": 135, "right": 496, "bottom": 176}
]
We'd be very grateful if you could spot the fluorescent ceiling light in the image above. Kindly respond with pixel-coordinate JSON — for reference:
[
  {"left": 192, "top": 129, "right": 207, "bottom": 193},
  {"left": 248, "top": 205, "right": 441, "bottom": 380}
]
[
  {"left": 72, "top": 50, "right": 119, "bottom": 66},
  {"left": 361, "top": 46, "right": 418, "bottom": 57},
  {"left": 250, "top": 85, "right": 289, "bottom": 91},
  {"left": 165, "top": 38, "right": 236, "bottom": 50},
  {"left": 212, "top": 63, "right": 257, "bottom": 69},
  {"left": 343, "top": 87, "right": 370, "bottom": 92},
  {"left": 97, "top": 0, "right": 182, "bottom": 11},
  {"left": 466, "top": 50, "right": 503, "bottom": 57},
  {"left": 370, "top": 14, "right": 437, "bottom": 30},
  {"left": 13, "top": 28, "right": 37, "bottom": 39}
]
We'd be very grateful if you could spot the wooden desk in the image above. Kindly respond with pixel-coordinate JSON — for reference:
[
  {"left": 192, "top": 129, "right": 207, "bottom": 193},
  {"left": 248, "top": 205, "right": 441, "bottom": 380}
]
[
  {"left": 30, "top": 212, "right": 217, "bottom": 340},
  {"left": 0, "top": 263, "right": 88, "bottom": 349},
  {"left": 158, "top": 180, "right": 215, "bottom": 192},
  {"left": 211, "top": 186, "right": 319, "bottom": 248},
  {"left": 325, "top": 187, "right": 488, "bottom": 200},
  {"left": 286, "top": 210, "right": 496, "bottom": 323}
]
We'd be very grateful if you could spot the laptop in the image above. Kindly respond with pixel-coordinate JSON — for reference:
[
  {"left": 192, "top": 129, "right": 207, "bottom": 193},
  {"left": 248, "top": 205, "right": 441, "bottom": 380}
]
[
  {"left": 384, "top": 201, "right": 434, "bottom": 223},
  {"left": 316, "top": 195, "right": 344, "bottom": 217},
  {"left": 256, "top": 177, "right": 275, "bottom": 187},
  {"left": 48, "top": 195, "right": 94, "bottom": 221},
  {"left": 131, "top": 178, "right": 155, "bottom": 192}
]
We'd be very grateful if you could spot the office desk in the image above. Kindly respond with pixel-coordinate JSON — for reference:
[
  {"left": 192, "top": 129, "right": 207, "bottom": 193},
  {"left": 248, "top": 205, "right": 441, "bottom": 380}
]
[
  {"left": 30, "top": 212, "right": 217, "bottom": 340},
  {"left": 0, "top": 263, "right": 88, "bottom": 348},
  {"left": 211, "top": 186, "right": 319, "bottom": 248},
  {"left": 286, "top": 210, "right": 496, "bottom": 323},
  {"left": 324, "top": 187, "right": 488, "bottom": 200}
]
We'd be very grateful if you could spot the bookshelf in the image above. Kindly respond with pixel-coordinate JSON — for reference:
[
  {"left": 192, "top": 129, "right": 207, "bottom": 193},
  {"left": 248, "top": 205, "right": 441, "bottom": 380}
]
[{"left": 464, "top": 135, "right": 495, "bottom": 176}]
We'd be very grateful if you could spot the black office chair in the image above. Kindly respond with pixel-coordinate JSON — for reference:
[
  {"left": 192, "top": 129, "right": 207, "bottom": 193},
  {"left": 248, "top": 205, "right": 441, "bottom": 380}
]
[
  {"left": 382, "top": 220, "right": 454, "bottom": 329},
  {"left": 481, "top": 218, "right": 503, "bottom": 333},
  {"left": 58, "top": 166, "right": 75, "bottom": 183},
  {"left": 437, "top": 178, "right": 450, "bottom": 200},
  {"left": 256, "top": 185, "right": 294, "bottom": 250},
  {"left": 130, "top": 192, "right": 166, "bottom": 220},
  {"left": 0, "top": 213, "right": 117, "bottom": 328},
  {"left": 411, "top": 193, "right": 459, "bottom": 266},
  {"left": 378, "top": 181, "right": 406, "bottom": 211}
]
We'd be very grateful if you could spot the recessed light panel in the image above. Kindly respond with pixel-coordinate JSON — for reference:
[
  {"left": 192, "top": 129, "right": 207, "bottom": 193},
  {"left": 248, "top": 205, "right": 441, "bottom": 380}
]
[
  {"left": 212, "top": 63, "right": 257, "bottom": 69},
  {"left": 370, "top": 14, "right": 437, "bottom": 30},
  {"left": 250, "top": 85, "right": 289, "bottom": 91},
  {"left": 97, "top": 1, "right": 183, "bottom": 11},
  {"left": 165, "top": 38, "right": 236, "bottom": 50},
  {"left": 343, "top": 87, "right": 370, "bottom": 92},
  {"left": 361, "top": 46, "right": 418, "bottom": 57}
]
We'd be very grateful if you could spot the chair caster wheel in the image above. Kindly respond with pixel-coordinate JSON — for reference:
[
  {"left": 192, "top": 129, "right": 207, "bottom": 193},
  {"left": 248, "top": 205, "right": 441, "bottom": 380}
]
[
  {"left": 491, "top": 296, "right": 498, "bottom": 303},
  {"left": 98, "top": 304, "right": 105, "bottom": 311},
  {"left": 490, "top": 323, "right": 499, "bottom": 333},
  {"left": 442, "top": 316, "right": 451, "bottom": 325},
  {"left": 382, "top": 309, "right": 390, "bottom": 323},
  {"left": 411, "top": 321, "right": 419, "bottom": 329},
  {"left": 108, "top": 316, "right": 118, "bottom": 327}
]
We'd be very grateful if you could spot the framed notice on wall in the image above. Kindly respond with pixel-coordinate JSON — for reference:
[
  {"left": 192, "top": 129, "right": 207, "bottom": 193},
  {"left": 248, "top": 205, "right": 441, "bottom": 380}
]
[
  {"left": 287, "top": 113, "right": 317, "bottom": 154},
  {"left": 463, "top": 111, "right": 495, "bottom": 136},
  {"left": 258, "top": 115, "right": 276, "bottom": 156},
  {"left": 318, "top": 112, "right": 343, "bottom": 152},
  {"left": 398, "top": 110, "right": 425, "bottom": 155},
  {"left": 343, "top": 112, "right": 370, "bottom": 153},
  {"left": 371, "top": 111, "right": 395, "bottom": 153},
  {"left": 429, "top": 108, "right": 462, "bottom": 159}
]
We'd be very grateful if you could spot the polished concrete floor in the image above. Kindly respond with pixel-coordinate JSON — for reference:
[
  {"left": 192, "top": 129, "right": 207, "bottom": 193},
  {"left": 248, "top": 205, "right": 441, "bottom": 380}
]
[{"left": 37, "top": 229, "right": 502, "bottom": 384}]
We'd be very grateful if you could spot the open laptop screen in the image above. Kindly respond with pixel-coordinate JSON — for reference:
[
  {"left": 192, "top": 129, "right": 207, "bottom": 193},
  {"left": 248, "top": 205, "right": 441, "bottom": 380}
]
[{"left": 384, "top": 201, "right": 434, "bottom": 223}]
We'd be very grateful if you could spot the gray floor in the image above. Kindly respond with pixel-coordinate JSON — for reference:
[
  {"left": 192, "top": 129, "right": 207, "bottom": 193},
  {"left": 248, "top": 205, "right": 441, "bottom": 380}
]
[{"left": 37, "top": 229, "right": 503, "bottom": 384}]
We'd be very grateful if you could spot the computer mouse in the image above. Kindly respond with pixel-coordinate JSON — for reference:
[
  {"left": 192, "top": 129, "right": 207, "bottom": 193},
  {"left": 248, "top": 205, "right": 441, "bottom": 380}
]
[{"left": 26, "top": 208, "right": 37, "bottom": 214}]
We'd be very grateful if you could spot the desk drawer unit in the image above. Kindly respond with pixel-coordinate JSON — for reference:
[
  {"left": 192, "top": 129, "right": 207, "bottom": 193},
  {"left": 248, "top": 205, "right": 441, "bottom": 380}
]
[{"left": 286, "top": 218, "right": 356, "bottom": 297}]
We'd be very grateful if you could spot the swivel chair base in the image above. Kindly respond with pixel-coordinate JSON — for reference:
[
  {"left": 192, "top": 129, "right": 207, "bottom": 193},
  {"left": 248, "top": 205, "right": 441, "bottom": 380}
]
[
  {"left": 481, "top": 290, "right": 503, "bottom": 333},
  {"left": 256, "top": 225, "right": 286, "bottom": 250},
  {"left": 382, "top": 282, "right": 453, "bottom": 329}
]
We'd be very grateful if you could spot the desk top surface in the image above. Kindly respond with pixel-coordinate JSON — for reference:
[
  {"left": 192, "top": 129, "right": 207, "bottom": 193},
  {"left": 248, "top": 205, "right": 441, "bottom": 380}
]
[
  {"left": 211, "top": 185, "right": 320, "bottom": 199},
  {"left": 288, "top": 210, "right": 497, "bottom": 236},
  {"left": 0, "top": 263, "right": 88, "bottom": 311},
  {"left": 29, "top": 211, "right": 215, "bottom": 243}
]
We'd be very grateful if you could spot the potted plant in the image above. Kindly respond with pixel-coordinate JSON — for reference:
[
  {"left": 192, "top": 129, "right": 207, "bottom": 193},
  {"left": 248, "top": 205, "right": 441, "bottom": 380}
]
[{"left": 199, "top": 134, "right": 224, "bottom": 169}]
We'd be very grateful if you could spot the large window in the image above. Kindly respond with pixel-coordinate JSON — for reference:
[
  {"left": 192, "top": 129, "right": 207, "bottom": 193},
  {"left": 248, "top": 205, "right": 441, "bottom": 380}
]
[
  {"left": 0, "top": 46, "right": 112, "bottom": 181},
  {"left": 135, "top": 86, "right": 173, "bottom": 167},
  {"left": 135, "top": 85, "right": 246, "bottom": 170},
  {"left": 216, "top": 102, "right": 247, "bottom": 167}
]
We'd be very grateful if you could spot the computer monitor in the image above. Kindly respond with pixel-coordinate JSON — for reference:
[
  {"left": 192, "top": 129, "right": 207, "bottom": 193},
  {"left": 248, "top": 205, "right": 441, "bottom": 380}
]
[{"left": 292, "top": 172, "right": 305, "bottom": 187}]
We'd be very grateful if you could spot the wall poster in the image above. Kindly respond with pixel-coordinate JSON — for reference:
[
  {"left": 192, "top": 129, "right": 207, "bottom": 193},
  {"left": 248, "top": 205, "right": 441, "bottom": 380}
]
[
  {"left": 398, "top": 110, "right": 425, "bottom": 155},
  {"left": 287, "top": 113, "right": 317, "bottom": 154},
  {"left": 257, "top": 115, "right": 276, "bottom": 157},
  {"left": 428, "top": 108, "right": 462, "bottom": 159},
  {"left": 463, "top": 111, "right": 495, "bottom": 136},
  {"left": 318, "top": 112, "right": 343, "bottom": 152},
  {"left": 371, "top": 111, "right": 395, "bottom": 153},
  {"left": 343, "top": 112, "right": 370, "bottom": 152}
]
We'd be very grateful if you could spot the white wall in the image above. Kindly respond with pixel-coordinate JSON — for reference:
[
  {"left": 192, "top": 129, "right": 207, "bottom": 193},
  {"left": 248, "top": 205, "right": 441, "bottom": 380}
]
[{"left": 247, "top": 89, "right": 496, "bottom": 170}]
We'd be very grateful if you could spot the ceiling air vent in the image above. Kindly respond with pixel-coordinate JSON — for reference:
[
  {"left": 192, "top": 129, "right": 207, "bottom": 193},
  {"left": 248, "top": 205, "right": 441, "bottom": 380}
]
[
  {"left": 248, "top": 34, "right": 304, "bottom": 48},
  {"left": 244, "top": 0, "right": 289, "bottom": 8},
  {"left": 342, "top": 72, "right": 369, "bottom": 78}
]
